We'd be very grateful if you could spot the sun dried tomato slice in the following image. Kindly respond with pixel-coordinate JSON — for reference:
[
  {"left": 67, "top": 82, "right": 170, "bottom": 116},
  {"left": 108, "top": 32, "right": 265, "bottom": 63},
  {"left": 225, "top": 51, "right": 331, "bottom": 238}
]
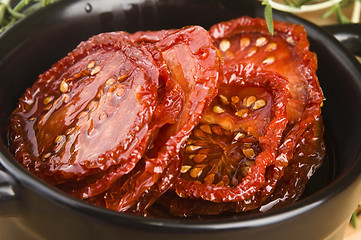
[
  {"left": 172, "top": 63, "right": 289, "bottom": 203},
  {"left": 156, "top": 80, "right": 324, "bottom": 218},
  {"left": 209, "top": 16, "right": 323, "bottom": 123},
  {"left": 127, "top": 29, "right": 177, "bottom": 43},
  {"left": 8, "top": 17, "right": 325, "bottom": 217},
  {"left": 9, "top": 32, "right": 159, "bottom": 185},
  {"left": 163, "top": 17, "right": 324, "bottom": 217},
  {"left": 170, "top": 17, "right": 323, "bottom": 214},
  {"left": 201, "top": 85, "right": 272, "bottom": 139},
  {"left": 105, "top": 154, "right": 183, "bottom": 215},
  {"left": 56, "top": 32, "right": 183, "bottom": 200},
  {"left": 102, "top": 26, "right": 222, "bottom": 212},
  {"left": 258, "top": 117, "right": 325, "bottom": 210}
]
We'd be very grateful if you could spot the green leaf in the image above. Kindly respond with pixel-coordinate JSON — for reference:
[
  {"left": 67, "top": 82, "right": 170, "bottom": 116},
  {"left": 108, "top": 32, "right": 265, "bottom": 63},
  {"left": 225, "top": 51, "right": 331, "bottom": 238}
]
[
  {"left": 289, "top": 0, "right": 299, "bottom": 7},
  {"left": 0, "top": 4, "right": 7, "bottom": 25},
  {"left": 6, "top": 4, "right": 25, "bottom": 19},
  {"left": 264, "top": 1, "right": 274, "bottom": 35},
  {"left": 0, "top": 0, "right": 57, "bottom": 34},
  {"left": 23, "top": 2, "right": 42, "bottom": 16},
  {"left": 351, "top": 211, "right": 358, "bottom": 229},
  {"left": 336, "top": 4, "right": 350, "bottom": 23},
  {"left": 0, "top": 17, "right": 15, "bottom": 33},
  {"left": 13, "top": 0, "right": 33, "bottom": 12},
  {"left": 322, "top": 4, "right": 338, "bottom": 19},
  {"left": 298, "top": 0, "right": 314, "bottom": 6}
]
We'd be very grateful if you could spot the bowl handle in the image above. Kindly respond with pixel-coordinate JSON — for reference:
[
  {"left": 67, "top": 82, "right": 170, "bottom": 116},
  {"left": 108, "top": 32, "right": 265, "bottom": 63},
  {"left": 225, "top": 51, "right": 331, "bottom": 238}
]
[
  {"left": 0, "top": 168, "right": 21, "bottom": 217},
  {"left": 323, "top": 24, "right": 361, "bottom": 57}
]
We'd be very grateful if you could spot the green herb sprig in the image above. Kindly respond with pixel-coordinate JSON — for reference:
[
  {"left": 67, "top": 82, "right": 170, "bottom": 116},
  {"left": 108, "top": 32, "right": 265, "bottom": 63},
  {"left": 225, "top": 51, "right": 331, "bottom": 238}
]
[
  {"left": 0, "top": 0, "right": 56, "bottom": 33},
  {"left": 261, "top": 0, "right": 361, "bottom": 34},
  {"left": 351, "top": 204, "right": 361, "bottom": 229},
  {"left": 351, "top": 211, "right": 358, "bottom": 228}
]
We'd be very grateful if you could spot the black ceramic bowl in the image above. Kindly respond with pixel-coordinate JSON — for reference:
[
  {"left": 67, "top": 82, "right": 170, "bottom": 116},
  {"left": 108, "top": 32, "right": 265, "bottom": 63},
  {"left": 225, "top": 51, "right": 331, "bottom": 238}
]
[{"left": 1, "top": 0, "right": 361, "bottom": 239}]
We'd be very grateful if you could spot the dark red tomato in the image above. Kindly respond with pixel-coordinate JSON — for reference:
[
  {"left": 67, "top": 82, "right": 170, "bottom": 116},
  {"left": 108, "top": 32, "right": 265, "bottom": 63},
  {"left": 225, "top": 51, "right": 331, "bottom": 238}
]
[
  {"left": 9, "top": 32, "right": 160, "bottom": 186},
  {"left": 209, "top": 16, "right": 323, "bottom": 124},
  {"left": 155, "top": 110, "right": 324, "bottom": 218},
  {"left": 56, "top": 31, "right": 182, "bottom": 199},
  {"left": 259, "top": 117, "right": 325, "bottom": 211},
  {"left": 172, "top": 63, "right": 289, "bottom": 203},
  {"left": 8, "top": 17, "right": 325, "bottom": 217},
  {"left": 159, "top": 17, "right": 325, "bottom": 216},
  {"left": 102, "top": 26, "right": 222, "bottom": 212},
  {"left": 198, "top": 16, "right": 324, "bottom": 210}
]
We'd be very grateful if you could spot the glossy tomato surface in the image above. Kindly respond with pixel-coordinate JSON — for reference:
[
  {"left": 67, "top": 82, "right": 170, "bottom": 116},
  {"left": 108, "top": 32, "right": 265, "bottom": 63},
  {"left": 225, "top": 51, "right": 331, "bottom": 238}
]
[{"left": 0, "top": 0, "right": 361, "bottom": 240}]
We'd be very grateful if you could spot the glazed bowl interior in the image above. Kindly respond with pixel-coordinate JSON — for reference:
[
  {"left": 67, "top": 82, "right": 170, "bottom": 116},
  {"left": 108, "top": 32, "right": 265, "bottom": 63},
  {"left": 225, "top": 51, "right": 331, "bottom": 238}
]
[{"left": 0, "top": 0, "right": 361, "bottom": 231}]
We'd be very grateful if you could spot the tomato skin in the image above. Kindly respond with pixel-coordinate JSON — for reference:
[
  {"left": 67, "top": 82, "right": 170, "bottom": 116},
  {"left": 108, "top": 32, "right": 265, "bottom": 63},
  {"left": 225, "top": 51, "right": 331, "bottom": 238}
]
[
  {"left": 156, "top": 110, "right": 325, "bottom": 217},
  {"left": 102, "top": 26, "right": 223, "bottom": 212},
  {"left": 9, "top": 32, "right": 160, "bottom": 186},
  {"left": 259, "top": 117, "right": 325, "bottom": 211},
  {"left": 209, "top": 16, "right": 323, "bottom": 123},
  {"left": 8, "top": 17, "right": 325, "bottom": 217},
  {"left": 8, "top": 26, "right": 223, "bottom": 209},
  {"left": 156, "top": 17, "right": 325, "bottom": 216},
  {"left": 172, "top": 64, "right": 290, "bottom": 203}
]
